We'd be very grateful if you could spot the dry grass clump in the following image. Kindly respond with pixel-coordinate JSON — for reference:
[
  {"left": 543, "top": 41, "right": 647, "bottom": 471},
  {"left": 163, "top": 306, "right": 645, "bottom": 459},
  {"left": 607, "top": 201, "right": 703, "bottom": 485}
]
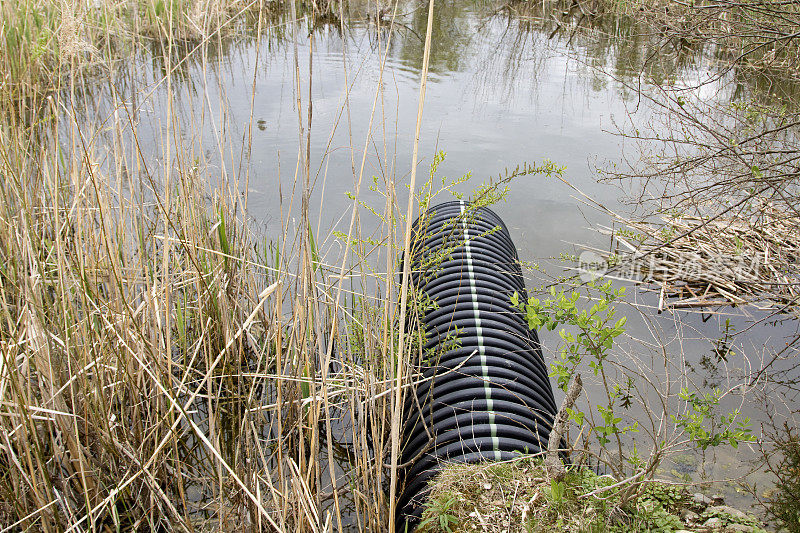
[
  {"left": 1, "top": 114, "right": 274, "bottom": 528},
  {"left": 0, "top": 105, "right": 398, "bottom": 530}
]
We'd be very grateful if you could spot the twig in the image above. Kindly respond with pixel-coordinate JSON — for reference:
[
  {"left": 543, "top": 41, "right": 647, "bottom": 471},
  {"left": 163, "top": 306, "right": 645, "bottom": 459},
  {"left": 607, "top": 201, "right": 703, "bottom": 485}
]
[{"left": 544, "top": 374, "right": 582, "bottom": 481}]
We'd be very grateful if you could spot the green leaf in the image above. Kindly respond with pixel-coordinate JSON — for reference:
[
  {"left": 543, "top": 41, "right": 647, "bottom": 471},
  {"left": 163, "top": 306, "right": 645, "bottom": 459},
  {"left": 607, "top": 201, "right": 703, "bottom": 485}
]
[
  {"left": 218, "top": 209, "right": 230, "bottom": 269},
  {"left": 307, "top": 225, "right": 320, "bottom": 273}
]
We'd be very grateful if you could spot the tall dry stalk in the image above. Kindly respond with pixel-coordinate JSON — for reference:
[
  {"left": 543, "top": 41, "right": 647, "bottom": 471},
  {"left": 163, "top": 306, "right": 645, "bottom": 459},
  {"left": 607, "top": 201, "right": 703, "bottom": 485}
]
[{"left": 388, "top": 0, "right": 436, "bottom": 530}]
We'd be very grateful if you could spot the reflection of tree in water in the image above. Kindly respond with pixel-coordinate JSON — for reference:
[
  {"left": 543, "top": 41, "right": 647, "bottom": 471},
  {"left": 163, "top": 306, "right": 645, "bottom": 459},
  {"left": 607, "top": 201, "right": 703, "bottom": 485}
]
[
  {"left": 392, "top": 0, "right": 474, "bottom": 75},
  {"left": 577, "top": 14, "right": 705, "bottom": 86},
  {"left": 731, "top": 66, "right": 800, "bottom": 104},
  {"left": 444, "top": 0, "right": 714, "bottom": 108},
  {"left": 519, "top": 1, "right": 800, "bottom": 105},
  {"left": 469, "top": 14, "right": 548, "bottom": 106}
]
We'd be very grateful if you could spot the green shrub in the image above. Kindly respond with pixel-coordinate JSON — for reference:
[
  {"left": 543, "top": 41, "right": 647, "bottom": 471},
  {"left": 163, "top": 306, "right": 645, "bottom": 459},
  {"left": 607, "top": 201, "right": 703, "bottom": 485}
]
[{"left": 766, "top": 425, "right": 800, "bottom": 532}]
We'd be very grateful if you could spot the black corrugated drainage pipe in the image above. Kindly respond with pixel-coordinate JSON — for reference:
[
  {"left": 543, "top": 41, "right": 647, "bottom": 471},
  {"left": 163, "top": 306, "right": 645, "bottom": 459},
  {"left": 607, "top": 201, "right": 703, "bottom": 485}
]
[{"left": 396, "top": 200, "right": 558, "bottom": 531}]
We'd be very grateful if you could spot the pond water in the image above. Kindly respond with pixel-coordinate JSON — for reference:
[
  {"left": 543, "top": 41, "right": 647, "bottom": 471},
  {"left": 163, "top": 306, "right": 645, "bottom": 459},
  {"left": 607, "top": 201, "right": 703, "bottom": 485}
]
[{"left": 73, "top": 0, "right": 799, "bottom": 520}]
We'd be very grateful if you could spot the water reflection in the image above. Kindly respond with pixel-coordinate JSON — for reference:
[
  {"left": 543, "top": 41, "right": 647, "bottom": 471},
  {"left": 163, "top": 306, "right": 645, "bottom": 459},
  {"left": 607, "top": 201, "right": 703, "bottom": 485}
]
[{"left": 392, "top": 1, "right": 474, "bottom": 75}]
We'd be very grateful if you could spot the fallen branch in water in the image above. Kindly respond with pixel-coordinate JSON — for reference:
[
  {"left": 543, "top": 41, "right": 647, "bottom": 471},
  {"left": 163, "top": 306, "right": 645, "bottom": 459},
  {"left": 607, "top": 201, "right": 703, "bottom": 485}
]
[{"left": 582, "top": 199, "right": 800, "bottom": 315}]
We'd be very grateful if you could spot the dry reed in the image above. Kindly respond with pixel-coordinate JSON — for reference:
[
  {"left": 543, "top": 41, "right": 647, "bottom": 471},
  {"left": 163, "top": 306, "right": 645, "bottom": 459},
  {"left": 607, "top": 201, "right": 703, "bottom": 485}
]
[{"left": 0, "top": 0, "right": 425, "bottom": 530}]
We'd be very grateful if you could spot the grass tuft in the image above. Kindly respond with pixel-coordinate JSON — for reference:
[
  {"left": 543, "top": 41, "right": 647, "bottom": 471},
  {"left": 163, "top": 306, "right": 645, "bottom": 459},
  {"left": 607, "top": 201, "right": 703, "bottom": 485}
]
[{"left": 418, "top": 458, "right": 767, "bottom": 533}]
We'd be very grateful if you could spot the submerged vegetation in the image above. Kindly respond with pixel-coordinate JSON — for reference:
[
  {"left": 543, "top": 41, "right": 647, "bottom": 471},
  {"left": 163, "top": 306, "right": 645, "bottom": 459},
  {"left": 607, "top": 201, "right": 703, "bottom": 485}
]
[{"left": 0, "top": 0, "right": 799, "bottom": 530}]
